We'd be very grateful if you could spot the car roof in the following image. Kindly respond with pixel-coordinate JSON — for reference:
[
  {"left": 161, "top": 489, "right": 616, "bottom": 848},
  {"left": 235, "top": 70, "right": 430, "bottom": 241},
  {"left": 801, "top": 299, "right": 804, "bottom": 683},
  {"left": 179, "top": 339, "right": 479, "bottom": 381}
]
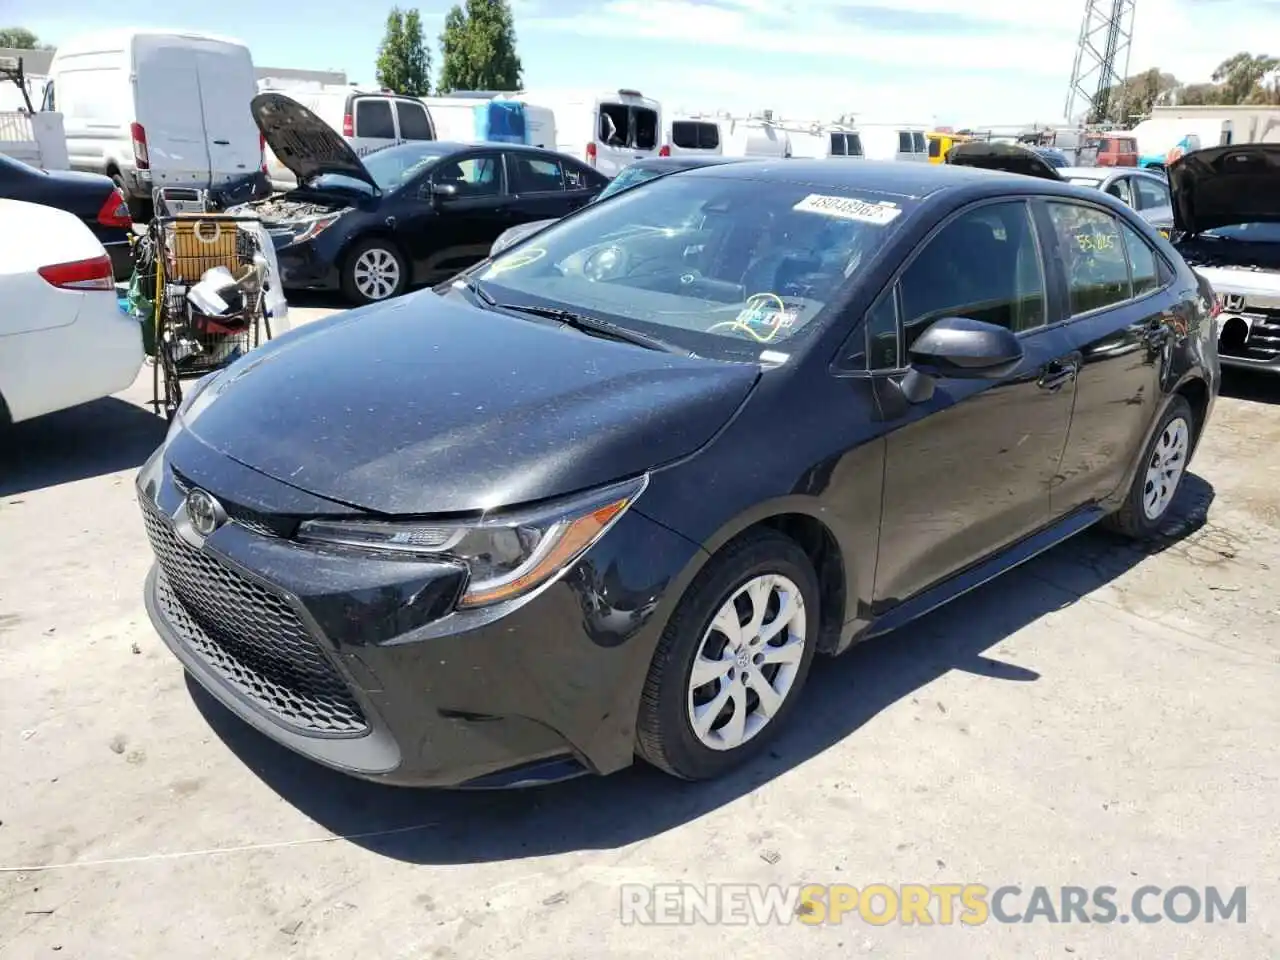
[
  {"left": 1059, "top": 166, "right": 1163, "bottom": 182},
  {"left": 425, "top": 140, "right": 566, "bottom": 157},
  {"left": 676, "top": 157, "right": 1076, "bottom": 199}
]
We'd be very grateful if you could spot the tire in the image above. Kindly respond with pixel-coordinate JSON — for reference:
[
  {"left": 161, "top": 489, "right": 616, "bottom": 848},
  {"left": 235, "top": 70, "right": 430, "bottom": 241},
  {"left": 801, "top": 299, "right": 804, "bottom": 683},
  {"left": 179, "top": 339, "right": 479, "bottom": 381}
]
[
  {"left": 341, "top": 238, "right": 408, "bottom": 305},
  {"left": 636, "top": 528, "right": 821, "bottom": 781},
  {"left": 1103, "top": 395, "right": 1195, "bottom": 539}
]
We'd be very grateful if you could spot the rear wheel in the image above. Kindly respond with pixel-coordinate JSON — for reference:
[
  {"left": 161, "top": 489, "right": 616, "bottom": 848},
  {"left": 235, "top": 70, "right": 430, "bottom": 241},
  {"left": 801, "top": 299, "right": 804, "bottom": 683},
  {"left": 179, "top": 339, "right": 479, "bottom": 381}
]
[
  {"left": 1104, "top": 395, "right": 1194, "bottom": 539},
  {"left": 341, "top": 238, "right": 408, "bottom": 305},
  {"left": 636, "top": 529, "right": 820, "bottom": 781}
]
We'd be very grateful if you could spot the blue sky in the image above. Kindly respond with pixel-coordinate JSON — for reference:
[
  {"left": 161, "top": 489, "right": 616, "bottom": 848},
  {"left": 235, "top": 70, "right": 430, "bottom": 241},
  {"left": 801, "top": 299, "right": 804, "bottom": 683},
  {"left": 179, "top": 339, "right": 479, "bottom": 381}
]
[{"left": 13, "top": 0, "right": 1280, "bottom": 125}]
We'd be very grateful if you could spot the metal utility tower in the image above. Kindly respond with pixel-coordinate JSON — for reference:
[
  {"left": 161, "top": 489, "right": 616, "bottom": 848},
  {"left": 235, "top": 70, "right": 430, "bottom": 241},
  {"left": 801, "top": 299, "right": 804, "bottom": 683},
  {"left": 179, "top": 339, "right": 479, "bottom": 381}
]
[{"left": 1064, "top": 0, "right": 1136, "bottom": 125}]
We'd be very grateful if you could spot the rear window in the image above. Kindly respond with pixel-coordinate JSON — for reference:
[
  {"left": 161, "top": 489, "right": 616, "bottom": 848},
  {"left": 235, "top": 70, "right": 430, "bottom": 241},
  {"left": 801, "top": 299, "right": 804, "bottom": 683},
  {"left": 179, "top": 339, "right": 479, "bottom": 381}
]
[
  {"left": 912, "top": 131, "right": 926, "bottom": 153},
  {"left": 898, "top": 131, "right": 912, "bottom": 153},
  {"left": 355, "top": 99, "right": 395, "bottom": 139},
  {"left": 396, "top": 101, "right": 434, "bottom": 140},
  {"left": 671, "top": 120, "right": 720, "bottom": 150},
  {"left": 830, "top": 132, "right": 847, "bottom": 156},
  {"left": 846, "top": 133, "right": 863, "bottom": 157},
  {"left": 928, "top": 137, "right": 941, "bottom": 158},
  {"left": 598, "top": 103, "right": 659, "bottom": 151}
]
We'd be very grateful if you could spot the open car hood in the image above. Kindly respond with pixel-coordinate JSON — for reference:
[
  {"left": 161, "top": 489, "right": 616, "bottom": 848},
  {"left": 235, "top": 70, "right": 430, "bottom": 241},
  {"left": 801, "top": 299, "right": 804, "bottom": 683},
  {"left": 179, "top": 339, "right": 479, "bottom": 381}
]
[
  {"left": 1168, "top": 143, "right": 1280, "bottom": 234},
  {"left": 250, "top": 92, "right": 378, "bottom": 192},
  {"left": 945, "top": 141, "right": 1065, "bottom": 181}
]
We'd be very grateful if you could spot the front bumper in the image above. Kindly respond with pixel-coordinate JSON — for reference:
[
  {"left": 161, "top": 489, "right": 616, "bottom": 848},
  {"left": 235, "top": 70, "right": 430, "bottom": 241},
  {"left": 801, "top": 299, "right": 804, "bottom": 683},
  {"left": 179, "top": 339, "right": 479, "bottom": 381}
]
[
  {"left": 274, "top": 238, "right": 341, "bottom": 292},
  {"left": 136, "top": 438, "right": 700, "bottom": 787}
]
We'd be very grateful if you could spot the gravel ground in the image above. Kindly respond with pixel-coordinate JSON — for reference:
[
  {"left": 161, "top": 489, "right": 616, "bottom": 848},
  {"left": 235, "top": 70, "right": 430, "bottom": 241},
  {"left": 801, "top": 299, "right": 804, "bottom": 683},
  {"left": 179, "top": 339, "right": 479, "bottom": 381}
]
[{"left": 1, "top": 305, "right": 1277, "bottom": 958}]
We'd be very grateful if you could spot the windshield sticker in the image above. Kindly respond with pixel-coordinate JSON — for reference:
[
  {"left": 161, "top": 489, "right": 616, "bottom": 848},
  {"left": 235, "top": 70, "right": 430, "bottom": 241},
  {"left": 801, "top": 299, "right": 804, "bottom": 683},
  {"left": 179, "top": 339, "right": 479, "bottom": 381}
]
[
  {"left": 707, "top": 293, "right": 796, "bottom": 344},
  {"left": 484, "top": 248, "right": 546, "bottom": 277},
  {"left": 793, "top": 194, "right": 902, "bottom": 225}
]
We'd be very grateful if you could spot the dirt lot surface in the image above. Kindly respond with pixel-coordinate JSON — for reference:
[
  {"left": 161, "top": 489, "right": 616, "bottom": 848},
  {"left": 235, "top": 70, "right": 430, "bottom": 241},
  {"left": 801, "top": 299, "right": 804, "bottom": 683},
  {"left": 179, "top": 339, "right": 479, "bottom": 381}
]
[{"left": 2, "top": 305, "right": 1277, "bottom": 958}]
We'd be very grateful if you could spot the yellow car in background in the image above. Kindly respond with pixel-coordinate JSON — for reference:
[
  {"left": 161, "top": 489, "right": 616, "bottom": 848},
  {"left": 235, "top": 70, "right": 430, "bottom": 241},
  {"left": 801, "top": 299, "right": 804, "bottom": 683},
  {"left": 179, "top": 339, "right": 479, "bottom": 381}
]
[{"left": 926, "top": 131, "right": 973, "bottom": 164}]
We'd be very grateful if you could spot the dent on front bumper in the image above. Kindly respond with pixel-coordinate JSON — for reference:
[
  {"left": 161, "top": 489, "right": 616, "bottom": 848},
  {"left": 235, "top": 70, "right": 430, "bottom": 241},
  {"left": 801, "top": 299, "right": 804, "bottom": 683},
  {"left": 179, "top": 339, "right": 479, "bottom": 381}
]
[{"left": 136, "top": 441, "right": 701, "bottom": 787}]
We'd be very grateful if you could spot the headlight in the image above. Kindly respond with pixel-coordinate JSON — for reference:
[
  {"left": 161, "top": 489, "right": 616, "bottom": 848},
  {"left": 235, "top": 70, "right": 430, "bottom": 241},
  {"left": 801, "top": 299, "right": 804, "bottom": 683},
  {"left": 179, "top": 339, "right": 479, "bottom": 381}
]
[
  {"left": 296, "top": 475, "right": 648, "bottom": 608},
  {"left": 288, "top": 213, "right": 343, "bottom": 244}
]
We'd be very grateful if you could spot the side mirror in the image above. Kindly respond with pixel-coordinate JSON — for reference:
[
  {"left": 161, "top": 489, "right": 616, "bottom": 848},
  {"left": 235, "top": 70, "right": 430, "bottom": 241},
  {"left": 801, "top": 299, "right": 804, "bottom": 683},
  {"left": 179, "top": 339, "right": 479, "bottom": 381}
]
[
  {"left": 431, "top": 182, "right": 459, "bottom": 202},
  {"left": 900, "top": 316, "right": 1024, "bottom": 403}
]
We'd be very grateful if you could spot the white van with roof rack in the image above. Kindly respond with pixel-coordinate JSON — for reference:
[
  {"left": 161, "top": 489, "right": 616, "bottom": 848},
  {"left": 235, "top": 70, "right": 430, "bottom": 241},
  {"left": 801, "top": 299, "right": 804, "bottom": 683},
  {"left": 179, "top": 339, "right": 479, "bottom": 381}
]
[
  {"left": 858, "top": 122, "right": 929, "bottom": 162},
  {"left": 665, "top": 112, "right": 723, "bottom": 157},
  {"left": 719, "top": 110, "right": 792, "bottom": 159},
  {"left": 255, "top": 79, "right": 436, "bottom": 189},
  {"left": 504, "top": 88, "right": 663, "bottom": 177},
  {"left": 782, "top": 119, "right": 864, "bottom": 159}
]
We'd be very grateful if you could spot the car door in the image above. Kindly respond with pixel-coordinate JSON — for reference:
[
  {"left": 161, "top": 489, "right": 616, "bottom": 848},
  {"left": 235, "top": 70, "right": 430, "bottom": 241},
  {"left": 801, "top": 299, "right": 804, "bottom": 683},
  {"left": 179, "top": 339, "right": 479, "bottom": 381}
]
[
  {"left": 868, "top": 199, "right": 1079, "bottom": 604},
  {"left": 1038, "top": 200, "right": 1179, "bottom": 513},
  {"left": 404, "top": 149, "right": 511, "bottom": 281},
  {"left": 505, "top": 152, "right": 587, "bottom": 223}
]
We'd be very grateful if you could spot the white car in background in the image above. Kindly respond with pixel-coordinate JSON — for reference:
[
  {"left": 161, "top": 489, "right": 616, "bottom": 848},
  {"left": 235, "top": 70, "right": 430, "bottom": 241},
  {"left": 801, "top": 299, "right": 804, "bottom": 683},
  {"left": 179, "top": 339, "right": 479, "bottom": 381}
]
[{"left": 0, "top": 199, "right": 144, "bottom": 424}]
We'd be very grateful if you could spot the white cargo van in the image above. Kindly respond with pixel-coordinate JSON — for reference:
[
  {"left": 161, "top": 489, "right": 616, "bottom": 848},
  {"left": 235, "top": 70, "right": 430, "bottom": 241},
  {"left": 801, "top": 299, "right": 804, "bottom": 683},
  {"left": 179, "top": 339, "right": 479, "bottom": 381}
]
[
  {"left": 507, "top": 88, "right": 663, "bottom": 176},
  {"left": 255, "top": 80, "right": 437, "bottom": 189},
  {"left": 784, "top": 121, "right": 864, "bottom": 159},
  {"left": 665, "top": 114, "right": 723, "bottom": 157},
  {"left": 44, "top": 29, "right": 263, "bottom": 217},
  {"left": 718, "top": 111, "right": 791, "bottom": 159},
  {"left": 420, "top": 94, "right": 556, "bottom": 148},
  {"left": 859, "top": 123, "right": 929, "bottom": 162}
]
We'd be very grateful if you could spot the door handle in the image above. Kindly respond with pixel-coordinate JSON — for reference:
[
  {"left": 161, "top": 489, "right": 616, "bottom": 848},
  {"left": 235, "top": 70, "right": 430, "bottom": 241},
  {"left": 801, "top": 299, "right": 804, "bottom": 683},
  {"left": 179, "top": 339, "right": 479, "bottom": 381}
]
[
  {"left": 212, "top": 139, "right": 230, "bottom": 145},
  {"left": 1037, "top": 359, "right": 1078, "bottom": 391}
]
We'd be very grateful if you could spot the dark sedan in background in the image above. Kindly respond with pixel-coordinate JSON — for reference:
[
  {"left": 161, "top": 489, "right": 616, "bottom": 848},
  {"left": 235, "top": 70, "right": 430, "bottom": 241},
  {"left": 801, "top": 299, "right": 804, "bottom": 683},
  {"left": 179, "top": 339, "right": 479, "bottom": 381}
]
[
  {"left": 489, "top": 154, "right": 746, "bottom": 256},
  {"left": 0, "top": 153, "right": 134, "bottom": 280},
  {"left": 237, "top": 93, "right": 609, "bottom": 304},
  {"left": 140, "top": 159, "right": 1216, "bottom": 790}
]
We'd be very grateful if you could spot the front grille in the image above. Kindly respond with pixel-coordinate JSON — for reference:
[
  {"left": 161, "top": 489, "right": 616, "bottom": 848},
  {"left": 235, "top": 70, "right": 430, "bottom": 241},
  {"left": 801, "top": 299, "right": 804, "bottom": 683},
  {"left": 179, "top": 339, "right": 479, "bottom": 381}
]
[
  {"left": 1220, "top": 307, "right": 1280, "bottom": 364},
  {"left": 142, "top": 501, "right": 368, "bottom": 735}
]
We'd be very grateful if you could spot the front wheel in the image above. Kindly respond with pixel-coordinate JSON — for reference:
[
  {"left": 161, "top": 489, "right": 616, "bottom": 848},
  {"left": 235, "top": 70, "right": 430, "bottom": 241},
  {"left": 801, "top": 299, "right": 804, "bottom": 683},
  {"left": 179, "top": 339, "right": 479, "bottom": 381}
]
[
  {"left": 1104, "top": 395, "right": 1195, "bottom": 538},
  {"left": 636, "top": 528, "right": 820, "bottom": 781},
  {"left": 341, "top": 238, "right": 408, "bottom": 305}
]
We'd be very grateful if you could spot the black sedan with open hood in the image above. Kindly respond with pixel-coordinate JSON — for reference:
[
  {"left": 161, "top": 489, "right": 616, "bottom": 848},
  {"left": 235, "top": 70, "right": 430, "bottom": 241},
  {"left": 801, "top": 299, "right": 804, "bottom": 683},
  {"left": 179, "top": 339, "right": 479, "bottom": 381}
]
[
  {"left": 238, "top": 93, "right": 605, "bottom": 305},
  {"left": 139, "top": 157, "right": 1216, "bottom": 789}
]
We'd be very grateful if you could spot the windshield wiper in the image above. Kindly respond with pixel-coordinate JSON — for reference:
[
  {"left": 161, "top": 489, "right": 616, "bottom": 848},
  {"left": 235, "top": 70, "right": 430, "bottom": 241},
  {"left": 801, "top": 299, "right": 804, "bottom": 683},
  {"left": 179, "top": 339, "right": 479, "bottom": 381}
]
[{"left": 465, "top": 279, "right": 689, "bottom": 355}]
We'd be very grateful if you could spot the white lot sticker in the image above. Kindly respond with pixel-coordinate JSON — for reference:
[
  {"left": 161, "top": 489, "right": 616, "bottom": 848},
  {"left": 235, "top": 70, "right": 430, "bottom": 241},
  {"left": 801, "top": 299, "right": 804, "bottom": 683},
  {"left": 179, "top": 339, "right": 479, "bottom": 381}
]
[{"left": 793, "top": 194, "right": 902, "bottom": 225}]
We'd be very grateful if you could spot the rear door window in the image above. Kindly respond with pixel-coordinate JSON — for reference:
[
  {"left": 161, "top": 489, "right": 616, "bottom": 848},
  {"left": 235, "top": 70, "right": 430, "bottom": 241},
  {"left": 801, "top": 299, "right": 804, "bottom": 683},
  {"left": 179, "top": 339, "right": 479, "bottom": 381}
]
[
  {"left": 396, "top": 101, "right": 434, "bottom": 140},
  {"left": 912, "top": 131, "right": 926, "bottom": 154},
  {"left": 898, "top": 131, "right": 912, "bottom": 153},
  {"left": 355, "top": 99, "right": 395, "bottom": 139},
  {"left": 829, "top": 132, "right": 846, "bottom": 157},
  {"left": 1046, "top": 203, "right": 1132, "bottom": 315},
  {"left": 510, "top": 155, "right": 565, "bottom": 193},
  {"left": 599, "top": 104, "right": 659, "bottom": 150},
  {"left": 928, "top": 137, "right": 941, "bottom": 159},
  {"left": 632, "top": 107, "right": 658, "bottom": 150},
  {"left": 672, "top": 121, "right": 719, "bottom": 150},
  {"left": 1106, "top": 177, "right": 1134, "bottom": 207},
  {"left": 846, "top": 133, "right": 863, "bottom": 157}
]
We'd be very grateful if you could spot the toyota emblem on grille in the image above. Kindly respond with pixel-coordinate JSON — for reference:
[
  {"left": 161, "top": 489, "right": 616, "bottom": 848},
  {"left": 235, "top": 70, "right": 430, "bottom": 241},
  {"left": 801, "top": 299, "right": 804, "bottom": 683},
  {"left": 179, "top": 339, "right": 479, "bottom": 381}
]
[
  {"left": 1223, "top": 294, "right": 1246, "bottom": 312},
  {"left": 185, "top": 488, "right": 226, "bottom": 537}
]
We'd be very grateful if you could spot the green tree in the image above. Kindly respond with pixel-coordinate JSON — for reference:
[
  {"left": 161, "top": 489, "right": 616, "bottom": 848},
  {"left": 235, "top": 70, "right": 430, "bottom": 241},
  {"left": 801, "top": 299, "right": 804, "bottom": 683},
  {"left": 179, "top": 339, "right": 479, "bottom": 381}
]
[
  {"left": 1211, "top": 52, "right": 1278, "bottom": 104},
  {"left": 375, "top": 7, "right": 432, "bottom": 96},
  {"left": 437, "top": 0, "right": 522, "bottom": 94},
  {"left": 0, "top": 27, "right": 46, "bottom": 49}
]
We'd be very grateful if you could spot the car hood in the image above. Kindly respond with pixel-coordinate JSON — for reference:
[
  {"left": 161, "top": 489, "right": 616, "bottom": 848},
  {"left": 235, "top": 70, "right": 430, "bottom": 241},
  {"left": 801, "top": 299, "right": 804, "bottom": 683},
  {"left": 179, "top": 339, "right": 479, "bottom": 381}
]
[
  {"left": 250, "top": 92, "right": 378, "bottom": 192},
  {"left": 491, "top": 218, "right": 558, "bottom": 255},
  {"left": 180, "top": 292, "right": 759, "bottom": 514},
  {"left": 1168, "top": 143, "right": 1280, "bottom": 234},
  {"left": 945, "top": 141, "right": 1065, "bottom": 180}
]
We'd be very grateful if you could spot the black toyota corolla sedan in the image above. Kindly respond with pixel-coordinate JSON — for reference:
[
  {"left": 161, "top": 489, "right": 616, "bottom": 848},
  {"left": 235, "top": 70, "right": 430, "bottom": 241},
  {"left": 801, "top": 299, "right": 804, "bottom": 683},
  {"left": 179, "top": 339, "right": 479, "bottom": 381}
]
[
  {"left": 237, "top": 93, "right": 608, "bottom": 306},
  {"left": 138, "top": 159, "right": 1218, "bottom": 788}
]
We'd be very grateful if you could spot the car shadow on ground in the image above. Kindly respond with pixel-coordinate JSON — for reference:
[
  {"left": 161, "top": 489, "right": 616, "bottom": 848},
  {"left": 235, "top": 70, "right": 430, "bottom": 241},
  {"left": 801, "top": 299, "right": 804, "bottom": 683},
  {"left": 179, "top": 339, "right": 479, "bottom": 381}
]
[
  {"left": 1221, "top": 367, "right": 1280, "bottom": 404},
  {"left": 0, "top": 396, "right": 167, "bottom": 497},
  {"left": 192, "top": 473, "right": 1215, "bottom": 865}
]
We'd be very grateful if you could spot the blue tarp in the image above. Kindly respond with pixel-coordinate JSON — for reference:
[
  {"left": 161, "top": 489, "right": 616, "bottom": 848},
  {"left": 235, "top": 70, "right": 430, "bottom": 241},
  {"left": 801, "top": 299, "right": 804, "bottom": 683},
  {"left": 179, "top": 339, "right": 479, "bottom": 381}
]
[{"left": 474, "top": 101, "right": 528, "bottom": 144}]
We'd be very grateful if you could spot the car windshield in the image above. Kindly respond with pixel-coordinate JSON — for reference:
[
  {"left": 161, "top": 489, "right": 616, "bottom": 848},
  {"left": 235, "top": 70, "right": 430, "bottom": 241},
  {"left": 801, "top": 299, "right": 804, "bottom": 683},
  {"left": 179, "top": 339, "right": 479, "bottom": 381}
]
[
  {"left": 473, "top": 173, "right": 916, "bottom": 360},
  {"left": 596, "top": 165, "right": 664, "bottom": 201},
  {"left": 311, "top": 143, "right": 448, "bottom": 193},
  {"left": 1203, "top": 222, "right": 1280, "bottom": 243}
]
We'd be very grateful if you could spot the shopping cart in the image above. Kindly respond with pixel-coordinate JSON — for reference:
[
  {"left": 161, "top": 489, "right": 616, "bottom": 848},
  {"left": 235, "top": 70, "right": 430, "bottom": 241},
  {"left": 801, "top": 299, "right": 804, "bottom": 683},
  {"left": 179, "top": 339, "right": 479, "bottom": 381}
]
[{"left": 131, "top": 187, "right": 275, "bottom": 419}]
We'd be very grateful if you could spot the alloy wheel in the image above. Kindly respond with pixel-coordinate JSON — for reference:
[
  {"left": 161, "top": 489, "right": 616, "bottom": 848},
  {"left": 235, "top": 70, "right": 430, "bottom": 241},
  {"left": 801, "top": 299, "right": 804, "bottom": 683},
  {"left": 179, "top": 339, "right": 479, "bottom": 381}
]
[
  {"left": 353, "top": 247, "right": 401, "bottom": 301},
  {"left": 1142, "top": 415, "right": 1190, "bottom": 520},
  {"left": 686, "top": 573, "right": 807, "bottom": 751}
]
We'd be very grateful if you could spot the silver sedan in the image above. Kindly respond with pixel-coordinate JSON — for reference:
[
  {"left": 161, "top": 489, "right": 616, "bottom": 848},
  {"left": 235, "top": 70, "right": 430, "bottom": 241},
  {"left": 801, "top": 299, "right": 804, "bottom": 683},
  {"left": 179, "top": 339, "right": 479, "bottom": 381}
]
[{"left": 1056, "top": 167, "right": 1174, "bottom": 234}]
